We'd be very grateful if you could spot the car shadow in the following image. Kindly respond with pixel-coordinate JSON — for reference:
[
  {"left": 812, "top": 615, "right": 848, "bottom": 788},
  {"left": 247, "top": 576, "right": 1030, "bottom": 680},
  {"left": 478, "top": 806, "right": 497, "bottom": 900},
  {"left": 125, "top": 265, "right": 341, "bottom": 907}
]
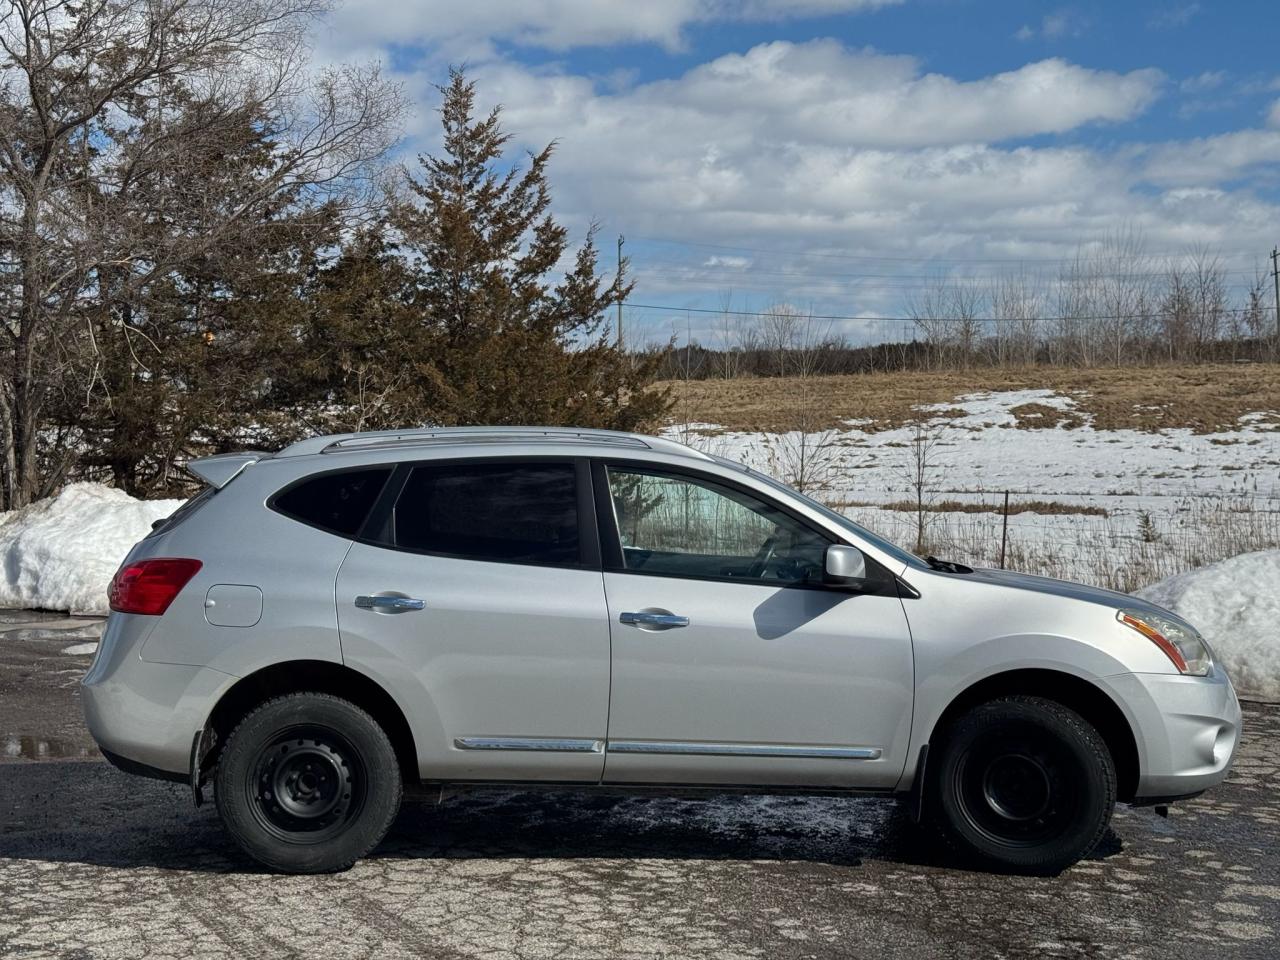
[{"left": 0, "top": 760, "right": 1123, "bottom": 876}]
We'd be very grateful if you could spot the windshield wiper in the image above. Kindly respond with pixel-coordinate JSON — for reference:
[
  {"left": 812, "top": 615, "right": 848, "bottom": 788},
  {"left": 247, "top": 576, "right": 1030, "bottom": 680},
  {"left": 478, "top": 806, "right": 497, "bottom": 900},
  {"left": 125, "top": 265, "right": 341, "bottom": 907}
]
[{"left": 923, "top": 555, "right": 974, "bottom": 574}]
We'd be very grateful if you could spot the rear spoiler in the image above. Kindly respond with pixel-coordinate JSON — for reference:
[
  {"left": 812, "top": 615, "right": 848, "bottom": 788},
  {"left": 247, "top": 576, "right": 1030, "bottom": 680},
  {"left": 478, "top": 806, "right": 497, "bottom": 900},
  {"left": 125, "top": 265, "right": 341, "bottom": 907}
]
[{"left": 185, "top": 452, "right": 268, "bottom": 489}]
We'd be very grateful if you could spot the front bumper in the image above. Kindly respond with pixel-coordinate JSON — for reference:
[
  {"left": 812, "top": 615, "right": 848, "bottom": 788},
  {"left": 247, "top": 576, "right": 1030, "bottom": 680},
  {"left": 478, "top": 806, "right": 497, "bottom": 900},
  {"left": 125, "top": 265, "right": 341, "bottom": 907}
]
[
  {"left": 82, "top": 614, "right": 236, "bottom": 778},
  {"left": 1105, "top": 668, "right": 1241, "bottom": 801}
]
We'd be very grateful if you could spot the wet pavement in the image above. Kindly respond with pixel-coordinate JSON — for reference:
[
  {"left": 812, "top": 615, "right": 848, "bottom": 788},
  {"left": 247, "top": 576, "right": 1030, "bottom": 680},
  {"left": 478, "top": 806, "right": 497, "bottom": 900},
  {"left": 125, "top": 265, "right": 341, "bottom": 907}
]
[{"left": 1, "top": 613, "right": 1278, "bottom": 959}]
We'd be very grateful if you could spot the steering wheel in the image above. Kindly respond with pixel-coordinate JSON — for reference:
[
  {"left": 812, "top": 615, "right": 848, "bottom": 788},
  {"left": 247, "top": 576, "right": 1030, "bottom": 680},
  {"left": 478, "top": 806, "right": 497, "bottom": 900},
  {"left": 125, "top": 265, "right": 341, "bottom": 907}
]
[{"left": 746, "top": 528, "right": 782, "bottom": 579}]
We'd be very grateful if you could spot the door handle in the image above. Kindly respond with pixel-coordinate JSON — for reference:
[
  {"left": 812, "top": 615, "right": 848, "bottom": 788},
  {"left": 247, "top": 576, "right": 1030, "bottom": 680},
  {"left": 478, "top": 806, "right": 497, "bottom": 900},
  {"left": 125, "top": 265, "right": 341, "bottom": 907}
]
[
  {"left": 355, "top": 595, "right": 425, "bottom": 613},
  {"left": 619, "top": 611, "right": 689, "bottom": 630}
]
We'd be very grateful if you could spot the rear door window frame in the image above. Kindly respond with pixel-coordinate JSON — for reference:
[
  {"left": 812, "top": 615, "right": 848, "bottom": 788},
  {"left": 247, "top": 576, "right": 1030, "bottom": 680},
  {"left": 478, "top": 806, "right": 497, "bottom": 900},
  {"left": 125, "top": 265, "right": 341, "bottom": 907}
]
[{"left": 360, "top": 455, "right": 601, "bottom": 570}]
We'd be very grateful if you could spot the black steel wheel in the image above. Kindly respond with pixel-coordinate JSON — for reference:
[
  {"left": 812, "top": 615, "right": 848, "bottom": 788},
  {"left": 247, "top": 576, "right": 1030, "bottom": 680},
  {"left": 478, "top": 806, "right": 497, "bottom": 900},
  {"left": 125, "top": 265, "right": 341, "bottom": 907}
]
[
  {"left": 927, "top": 695, "right": 1116, "bottom": 874},
  {"left": 246, "top": 725, "right": 367, "bottom": 844},
  {"left": 215, "top": 693, "right": 402, "bottom": 873}
]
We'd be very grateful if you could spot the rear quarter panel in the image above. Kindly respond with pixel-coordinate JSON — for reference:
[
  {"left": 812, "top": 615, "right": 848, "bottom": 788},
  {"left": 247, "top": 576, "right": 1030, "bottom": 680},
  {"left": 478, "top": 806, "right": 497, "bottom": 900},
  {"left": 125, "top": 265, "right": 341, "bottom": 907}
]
[{"left": 135, "top": 460, "right": 351, "bottom": 677}]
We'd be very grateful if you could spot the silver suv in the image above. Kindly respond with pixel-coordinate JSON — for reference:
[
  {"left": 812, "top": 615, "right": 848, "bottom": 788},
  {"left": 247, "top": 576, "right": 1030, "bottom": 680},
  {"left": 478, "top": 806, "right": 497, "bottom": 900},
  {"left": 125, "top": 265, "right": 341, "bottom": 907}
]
[{"left": 83, "top": 427, "right": 1240, "bottom": 874}]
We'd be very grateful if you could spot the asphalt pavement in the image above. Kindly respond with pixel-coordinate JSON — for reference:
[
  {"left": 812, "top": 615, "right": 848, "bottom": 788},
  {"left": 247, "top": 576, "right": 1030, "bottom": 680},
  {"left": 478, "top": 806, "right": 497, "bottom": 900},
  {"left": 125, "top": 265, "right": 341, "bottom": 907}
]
[{"left": 1, "top": 614, "right": 1277, "bottom": 959}]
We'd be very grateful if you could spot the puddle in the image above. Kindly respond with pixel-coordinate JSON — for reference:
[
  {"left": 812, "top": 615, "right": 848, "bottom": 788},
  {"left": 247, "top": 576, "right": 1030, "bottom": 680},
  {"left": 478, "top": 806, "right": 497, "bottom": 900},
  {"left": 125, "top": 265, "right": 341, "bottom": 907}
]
[
  {"left": 0, "top": 609, "right": 69, "bottom": 624},
  {"left": 3, "top": 735, "right": 97, "bottom": 760},
  {"left": 0, "top": 621, "right": 104, "bottom": 643}
]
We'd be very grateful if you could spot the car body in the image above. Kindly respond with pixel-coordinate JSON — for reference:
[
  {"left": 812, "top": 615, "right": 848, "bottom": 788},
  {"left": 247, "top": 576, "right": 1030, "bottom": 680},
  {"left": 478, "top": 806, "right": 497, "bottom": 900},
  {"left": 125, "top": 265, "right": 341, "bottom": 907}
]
[{"left": 82, "top": 426, "right": 1241, "bottom": 873}]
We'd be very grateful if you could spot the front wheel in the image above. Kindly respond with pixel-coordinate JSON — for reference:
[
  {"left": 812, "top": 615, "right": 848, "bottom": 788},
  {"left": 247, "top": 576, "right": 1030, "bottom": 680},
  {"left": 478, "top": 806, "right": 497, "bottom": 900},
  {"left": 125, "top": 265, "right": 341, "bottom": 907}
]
[
  {"left": 214, "top": 692, "right": 402, "bottom": 873},
  {"left": 927, "top": 695, "right": 1116, "bottom": 874}
]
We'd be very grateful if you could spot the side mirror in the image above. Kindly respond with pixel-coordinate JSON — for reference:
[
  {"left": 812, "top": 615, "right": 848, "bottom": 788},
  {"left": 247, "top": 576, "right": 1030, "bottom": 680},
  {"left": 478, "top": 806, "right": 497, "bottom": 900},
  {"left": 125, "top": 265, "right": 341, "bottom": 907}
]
[{"left": 824, "top": 544, "right": 867, "bottom": 584}]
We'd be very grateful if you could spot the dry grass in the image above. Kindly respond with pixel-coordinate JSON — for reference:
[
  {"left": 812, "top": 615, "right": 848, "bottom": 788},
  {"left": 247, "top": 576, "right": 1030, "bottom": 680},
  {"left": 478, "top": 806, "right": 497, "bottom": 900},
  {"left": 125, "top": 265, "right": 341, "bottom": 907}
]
[
  {"left": 662, "top": 363, "right": 1280, "bottom": 434},
  {"left": 849, "top": 496, "right": 1280, "bottom": 593}
]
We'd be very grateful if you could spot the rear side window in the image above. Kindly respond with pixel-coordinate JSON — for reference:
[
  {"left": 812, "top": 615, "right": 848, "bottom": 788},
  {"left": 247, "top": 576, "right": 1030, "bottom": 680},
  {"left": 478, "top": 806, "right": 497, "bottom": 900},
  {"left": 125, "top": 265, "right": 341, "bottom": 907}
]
[
  {"left": 273, "top": 468, "right": 392, "bottom": 537},
  {"left": 392, "top": 462, "right": 579, "bottom": 565},
  {"left": 146, "top": 485, "right": 218, "bottom": 539}
]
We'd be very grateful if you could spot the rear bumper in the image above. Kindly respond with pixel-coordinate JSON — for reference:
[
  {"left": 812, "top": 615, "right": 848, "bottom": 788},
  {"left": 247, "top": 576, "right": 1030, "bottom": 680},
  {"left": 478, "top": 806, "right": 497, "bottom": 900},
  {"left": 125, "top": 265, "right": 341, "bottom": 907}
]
[
  {"left": 1105, "top": 668, "right": 1241, "bottom": 802},
  {"left": 82, "top": 614, "right": 236, "bottom": 778}
]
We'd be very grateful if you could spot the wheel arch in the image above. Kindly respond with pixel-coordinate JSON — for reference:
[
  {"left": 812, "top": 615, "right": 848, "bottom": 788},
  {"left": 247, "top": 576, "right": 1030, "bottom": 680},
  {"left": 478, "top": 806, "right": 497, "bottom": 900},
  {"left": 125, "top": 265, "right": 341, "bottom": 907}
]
[
  {"left": 200, "top": 660, "right": 419, "bottom": 785},
  {"left": 924, "top": 668, "right": 1141, "bottom": 803}
]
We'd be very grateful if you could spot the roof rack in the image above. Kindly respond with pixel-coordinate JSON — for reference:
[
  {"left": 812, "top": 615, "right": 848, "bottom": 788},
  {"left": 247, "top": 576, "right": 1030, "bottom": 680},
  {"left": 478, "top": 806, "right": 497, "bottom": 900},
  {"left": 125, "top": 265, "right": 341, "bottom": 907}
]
[{"left": 275, "top": 426, "right": 711, "bottom": 461}]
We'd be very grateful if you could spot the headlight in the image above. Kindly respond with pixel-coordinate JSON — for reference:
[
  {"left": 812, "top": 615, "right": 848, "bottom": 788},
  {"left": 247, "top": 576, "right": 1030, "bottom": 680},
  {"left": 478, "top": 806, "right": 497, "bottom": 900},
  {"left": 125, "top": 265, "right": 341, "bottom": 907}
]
[{"left": 1117, "top": 608, "right": 1213, "bottom": 676}]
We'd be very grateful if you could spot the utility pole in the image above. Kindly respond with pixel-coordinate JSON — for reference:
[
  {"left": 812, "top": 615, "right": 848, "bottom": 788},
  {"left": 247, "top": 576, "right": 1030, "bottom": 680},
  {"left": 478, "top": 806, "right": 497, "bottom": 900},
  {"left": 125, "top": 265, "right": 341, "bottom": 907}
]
[
  {"left": 1271, "top": 247, "right": 1279, "bottom": 344},
  {"left": 616, "top": 235, "right": 625, "bottom": 352}
]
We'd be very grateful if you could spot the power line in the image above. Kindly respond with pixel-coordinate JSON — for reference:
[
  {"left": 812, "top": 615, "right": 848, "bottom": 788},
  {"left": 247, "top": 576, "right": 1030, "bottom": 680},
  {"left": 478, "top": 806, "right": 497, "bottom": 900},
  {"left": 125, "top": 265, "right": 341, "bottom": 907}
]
[
  {"left": 633, "top": 256, "right": 1269, "bottom": 284},
  {"left": 621, "top": 301, "right": 1262, "bottom": 324},
  {"left": 628, "top": 234, "right": 1267, "bottom": 267}
]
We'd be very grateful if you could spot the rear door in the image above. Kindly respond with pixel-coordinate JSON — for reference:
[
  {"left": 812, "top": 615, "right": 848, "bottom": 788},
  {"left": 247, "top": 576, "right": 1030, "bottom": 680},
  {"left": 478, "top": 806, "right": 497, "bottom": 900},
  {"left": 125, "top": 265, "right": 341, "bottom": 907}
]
[{"left": 335, "top": 457, "right": 610, "bottom": 781}]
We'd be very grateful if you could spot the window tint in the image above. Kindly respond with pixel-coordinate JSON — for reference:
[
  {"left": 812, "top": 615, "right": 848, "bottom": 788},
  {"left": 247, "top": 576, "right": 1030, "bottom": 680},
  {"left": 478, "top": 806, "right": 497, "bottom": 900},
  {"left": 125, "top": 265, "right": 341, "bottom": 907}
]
[
  {"left": 393, "top": 462, "right": 579, "bottom": 565},
  {"left": 273, "top": 468, "right": 391, "bottom": 537},
  {"left": 606, "top": 466, "right": 830, "bottom": 585}
]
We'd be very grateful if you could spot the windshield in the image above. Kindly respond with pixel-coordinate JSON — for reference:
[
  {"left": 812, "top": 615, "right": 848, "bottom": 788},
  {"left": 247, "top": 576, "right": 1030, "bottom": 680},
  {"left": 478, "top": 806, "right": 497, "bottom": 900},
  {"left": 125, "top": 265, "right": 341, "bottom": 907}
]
[{"left": 723, "top": 461, "right": 929, "bottom": 571}]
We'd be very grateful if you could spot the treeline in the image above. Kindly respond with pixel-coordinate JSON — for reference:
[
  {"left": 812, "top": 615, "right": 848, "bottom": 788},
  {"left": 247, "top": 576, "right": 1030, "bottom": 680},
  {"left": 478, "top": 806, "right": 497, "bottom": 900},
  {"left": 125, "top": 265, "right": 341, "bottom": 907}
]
[
  {"left": 643, "top": 237, "right": 1277, "bottom": 380},
  {"left": 0, "top": 2, "right": 661, "bottom": 507}
]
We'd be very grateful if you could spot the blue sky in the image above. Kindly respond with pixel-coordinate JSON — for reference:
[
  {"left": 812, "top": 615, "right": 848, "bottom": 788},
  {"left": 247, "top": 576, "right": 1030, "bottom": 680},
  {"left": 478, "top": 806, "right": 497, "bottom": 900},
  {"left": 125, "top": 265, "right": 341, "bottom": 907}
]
[{"left": 315, "top": 1, "right": 1280, "bottom": 345}]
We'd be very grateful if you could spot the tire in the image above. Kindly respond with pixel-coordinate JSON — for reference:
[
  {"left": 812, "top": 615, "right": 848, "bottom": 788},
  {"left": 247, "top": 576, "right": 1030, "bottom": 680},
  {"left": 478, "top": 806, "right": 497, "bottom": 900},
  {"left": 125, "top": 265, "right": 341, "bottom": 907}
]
[
  {"left": 927, "top": 695, "right": 1116, "bottom": 875},
  {"left": 214, "top": 692, "right": 402, "bottom": 873}
]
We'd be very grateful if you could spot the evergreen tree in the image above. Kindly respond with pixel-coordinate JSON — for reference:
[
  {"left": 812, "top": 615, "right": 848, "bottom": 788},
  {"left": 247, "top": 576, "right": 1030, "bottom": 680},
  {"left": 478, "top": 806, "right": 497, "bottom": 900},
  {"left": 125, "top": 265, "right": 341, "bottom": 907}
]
[{"left": 392, "top": 69, "right": 668, "bottom": 431}]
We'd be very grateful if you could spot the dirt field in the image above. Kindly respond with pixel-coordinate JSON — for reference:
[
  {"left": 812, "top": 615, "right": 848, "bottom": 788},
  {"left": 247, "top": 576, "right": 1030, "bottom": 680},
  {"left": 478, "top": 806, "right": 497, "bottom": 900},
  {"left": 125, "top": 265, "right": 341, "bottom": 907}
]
[{"left": 662, "top": 363, "right": 1280, "bottom": 434}]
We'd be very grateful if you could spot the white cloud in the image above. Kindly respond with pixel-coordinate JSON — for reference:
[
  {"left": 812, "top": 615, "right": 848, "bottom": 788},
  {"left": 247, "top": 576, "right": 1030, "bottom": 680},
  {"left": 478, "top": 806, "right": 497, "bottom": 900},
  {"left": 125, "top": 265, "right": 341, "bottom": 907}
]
[
  {"left": 1269, "top": 100, "right": 1280, "bottom": 128},
  {"left": 1014, "top": 9, "right": 1088, "bottom": 41},
  {"left": 1150, "top": 3, "right": 1201, "bottom": 29},
  {"left": 1142, "top": 129, "right": 1280, "bottom": 185},
  {"left": 316, "top": 0, "right": 900, "bottom": 57},
  {"left": 483, "top": 43, "right": 1162, "bottom": 156},
  {"left": 1180, "top": 70, "right": 1226, "bottom": 93},
  {"left": 454, "top": 45, "right": 1262, "bottom": 262}
]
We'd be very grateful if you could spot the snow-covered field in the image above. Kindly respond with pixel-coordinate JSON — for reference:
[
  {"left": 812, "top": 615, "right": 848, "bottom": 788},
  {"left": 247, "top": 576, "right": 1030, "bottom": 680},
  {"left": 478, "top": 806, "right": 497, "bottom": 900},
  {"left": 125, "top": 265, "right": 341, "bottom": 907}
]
[{"left": 668, "top": 387, "right": 1280, "bottom": 594}]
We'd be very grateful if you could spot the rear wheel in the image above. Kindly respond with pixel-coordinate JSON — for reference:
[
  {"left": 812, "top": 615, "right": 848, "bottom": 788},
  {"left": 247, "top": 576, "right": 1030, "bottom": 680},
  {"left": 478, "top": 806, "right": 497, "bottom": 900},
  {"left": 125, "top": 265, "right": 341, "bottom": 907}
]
[
  {"left": 927, "top": 695, "right": 1115, "bottom": 874},
  {"left": 214, "top": 692, "right": 402, "bottom": 873}
]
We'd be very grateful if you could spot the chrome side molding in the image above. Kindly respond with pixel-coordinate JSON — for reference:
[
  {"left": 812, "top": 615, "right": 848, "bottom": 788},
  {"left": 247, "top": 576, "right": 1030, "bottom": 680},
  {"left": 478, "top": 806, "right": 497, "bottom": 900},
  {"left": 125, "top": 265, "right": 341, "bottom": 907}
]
[
  {"left": 454, "top": 737, "right": 604, "bottom": 753},
  {"left": 606, "top": 741, "right": 883, "bottom": 760}
]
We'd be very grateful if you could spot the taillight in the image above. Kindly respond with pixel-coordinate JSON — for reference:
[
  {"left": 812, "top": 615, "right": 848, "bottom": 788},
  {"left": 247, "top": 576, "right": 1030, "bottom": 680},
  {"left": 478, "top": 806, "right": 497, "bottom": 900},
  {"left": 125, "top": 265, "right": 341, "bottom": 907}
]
[{"left": 108, "top": 558, "right": 203, "bottom": 615}]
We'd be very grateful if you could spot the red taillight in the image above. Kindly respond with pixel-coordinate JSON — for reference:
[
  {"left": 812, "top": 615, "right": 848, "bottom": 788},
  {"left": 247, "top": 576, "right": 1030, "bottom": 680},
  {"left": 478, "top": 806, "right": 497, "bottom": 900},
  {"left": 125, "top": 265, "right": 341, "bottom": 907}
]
[{"left": 108, "top": 558, "right": 203, "bottom": 616}]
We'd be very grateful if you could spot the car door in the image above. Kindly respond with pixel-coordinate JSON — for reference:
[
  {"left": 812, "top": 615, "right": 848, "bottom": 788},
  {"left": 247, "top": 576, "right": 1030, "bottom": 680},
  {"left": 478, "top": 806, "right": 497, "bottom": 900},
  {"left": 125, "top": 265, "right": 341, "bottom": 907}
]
[
  {"left": 335, "top": 457, "right": 610, "bottom": 781},
  {"left": 597, "top": 461, "right": 915, "bottom": 789}
]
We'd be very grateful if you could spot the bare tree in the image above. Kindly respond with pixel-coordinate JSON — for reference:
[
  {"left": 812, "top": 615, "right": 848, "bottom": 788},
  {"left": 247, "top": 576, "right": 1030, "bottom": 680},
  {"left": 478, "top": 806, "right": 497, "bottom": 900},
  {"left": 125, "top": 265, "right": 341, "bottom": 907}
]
[
  {"left": 0, "top": 0, "right": 406, "bottom": 507},
  {"left": 900, "top": 419, "right": 947, "bottom": 555}
]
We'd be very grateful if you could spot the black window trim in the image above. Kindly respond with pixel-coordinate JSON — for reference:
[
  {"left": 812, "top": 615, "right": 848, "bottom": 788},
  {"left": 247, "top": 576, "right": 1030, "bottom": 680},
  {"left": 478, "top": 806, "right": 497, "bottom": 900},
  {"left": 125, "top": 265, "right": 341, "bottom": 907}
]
[
  {"left": 590, "top": 458, "right": 897, "bottom": 595},
  {"left": 357, "top": 455, "right": 600, "bottom": 571},
  {"left": 267, "top": 464, "right": 396, "bottom": 541}
]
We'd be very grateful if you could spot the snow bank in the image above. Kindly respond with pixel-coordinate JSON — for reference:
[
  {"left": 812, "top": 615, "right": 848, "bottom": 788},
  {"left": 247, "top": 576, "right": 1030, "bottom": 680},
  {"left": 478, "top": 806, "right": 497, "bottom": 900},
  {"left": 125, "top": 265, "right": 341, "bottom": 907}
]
[
  {"left": 0, "top": 483, "right": 184, "bottom": 615},
  {"left": 1136, "top": 550, "right": 1280, "bottom": 702}
]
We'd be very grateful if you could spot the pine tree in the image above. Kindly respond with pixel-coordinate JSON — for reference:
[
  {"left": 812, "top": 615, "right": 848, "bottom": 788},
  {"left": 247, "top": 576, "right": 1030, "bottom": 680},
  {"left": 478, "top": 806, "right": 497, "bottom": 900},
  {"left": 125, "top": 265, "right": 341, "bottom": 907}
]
[{"left": 393, "top": 69, "right": 668, "bottom": 431}]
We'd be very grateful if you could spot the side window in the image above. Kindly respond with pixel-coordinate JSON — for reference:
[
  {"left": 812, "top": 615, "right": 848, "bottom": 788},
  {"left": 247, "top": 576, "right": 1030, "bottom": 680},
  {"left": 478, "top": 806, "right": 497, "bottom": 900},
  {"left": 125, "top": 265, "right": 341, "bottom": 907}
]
[
  {"left": 606, "top": 466, "right": 830, "bottom": 585},
  {"left": 392, "top": 462, "right": 580, "bottom": 565},
  {"left": 272, "top": 468, "right": 392, "bottom": 537}
]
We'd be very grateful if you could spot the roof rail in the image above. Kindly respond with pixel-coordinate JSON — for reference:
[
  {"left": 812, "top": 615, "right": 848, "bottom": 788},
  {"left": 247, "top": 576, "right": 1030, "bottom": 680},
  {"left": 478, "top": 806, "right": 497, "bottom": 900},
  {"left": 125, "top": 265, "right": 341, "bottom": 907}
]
[{"left": 275, "top": 426, "right": 711, "bottom": 461}]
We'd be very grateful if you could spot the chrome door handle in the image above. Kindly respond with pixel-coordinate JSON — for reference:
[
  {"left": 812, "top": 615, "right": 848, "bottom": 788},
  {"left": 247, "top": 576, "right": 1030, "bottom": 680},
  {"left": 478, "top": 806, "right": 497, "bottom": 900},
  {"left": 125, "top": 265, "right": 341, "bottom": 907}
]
[
  {"left": 619, "top": 611, "right": 689, "bottom": 630},
  {"left": 355, "top": 595, "right": 425, "bottom": 613}
]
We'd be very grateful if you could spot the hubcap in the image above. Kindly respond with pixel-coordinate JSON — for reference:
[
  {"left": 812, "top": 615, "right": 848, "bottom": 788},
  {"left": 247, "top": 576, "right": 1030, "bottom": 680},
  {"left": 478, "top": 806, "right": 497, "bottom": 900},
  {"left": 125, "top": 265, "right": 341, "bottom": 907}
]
[{"left": 247, "top": 726, "right": 365, "bottom": 843}]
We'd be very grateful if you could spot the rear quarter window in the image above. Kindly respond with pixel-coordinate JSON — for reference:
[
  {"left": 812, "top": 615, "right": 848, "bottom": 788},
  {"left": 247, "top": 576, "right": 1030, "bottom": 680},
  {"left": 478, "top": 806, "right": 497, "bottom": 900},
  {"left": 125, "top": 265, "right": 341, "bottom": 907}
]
[{"left": 271, "top": 468, "right": 392, "bottom": 538}]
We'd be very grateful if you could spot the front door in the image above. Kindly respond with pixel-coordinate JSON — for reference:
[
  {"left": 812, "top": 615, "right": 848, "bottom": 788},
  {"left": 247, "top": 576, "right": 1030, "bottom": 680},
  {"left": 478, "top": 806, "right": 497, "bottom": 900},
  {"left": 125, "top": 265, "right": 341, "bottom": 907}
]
[
  {"left": 336, "top": 458, "right": 610, "bottom": 781},
  {"left": 597, "top": 462, "right": 915, "bottom": 789}
]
